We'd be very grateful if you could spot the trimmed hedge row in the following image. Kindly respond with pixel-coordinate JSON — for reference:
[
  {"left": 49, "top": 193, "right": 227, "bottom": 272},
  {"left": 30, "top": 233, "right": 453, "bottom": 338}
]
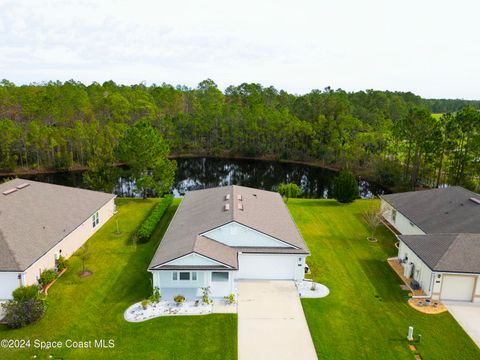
[{"left": 137, "top": 195, "right": 173, "bottom": 242}]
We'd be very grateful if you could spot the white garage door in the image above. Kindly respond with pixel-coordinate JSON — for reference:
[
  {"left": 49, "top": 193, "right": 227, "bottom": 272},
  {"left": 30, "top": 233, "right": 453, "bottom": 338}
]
[
  {"left": 237, "top": 254, "right": 298, "bottom": 280},
  {"left": 441, "top": 275, "right": 475, "bottom": 302},
  {"left": 0, "top": 272, "right": 20, "bottom": 300}
]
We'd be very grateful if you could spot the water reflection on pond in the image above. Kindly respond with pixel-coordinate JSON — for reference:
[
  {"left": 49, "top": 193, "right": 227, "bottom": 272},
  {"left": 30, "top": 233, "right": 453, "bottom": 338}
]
[{"left": 8, "top": 157, "right": 388, "bottom": 199}]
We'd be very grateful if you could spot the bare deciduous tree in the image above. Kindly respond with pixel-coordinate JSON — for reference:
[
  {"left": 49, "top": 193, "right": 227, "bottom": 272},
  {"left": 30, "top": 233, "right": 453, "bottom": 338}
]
[{"left": 362, "top": 203, "right": 386, "bottom": 241}]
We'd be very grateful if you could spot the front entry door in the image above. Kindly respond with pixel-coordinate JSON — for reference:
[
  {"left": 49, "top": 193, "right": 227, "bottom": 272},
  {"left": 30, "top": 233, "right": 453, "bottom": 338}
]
[{"left": 210, "top": 272, "right": 230, "bottom": 297}]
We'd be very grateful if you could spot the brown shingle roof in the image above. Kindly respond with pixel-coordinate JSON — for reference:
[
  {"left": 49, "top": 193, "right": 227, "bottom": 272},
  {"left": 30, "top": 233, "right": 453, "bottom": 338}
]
[
  {"left": 148, "top": 185, "right": 309, "bottom": 270},
  {"left": 381, "top": 186, "right": 480, "bottom": 234},
  {"left": 0, "top": 178, "right": 115, "bottom": 271},
  {"left": 399, "top": 233, "right": 480, "bottom": 273}
]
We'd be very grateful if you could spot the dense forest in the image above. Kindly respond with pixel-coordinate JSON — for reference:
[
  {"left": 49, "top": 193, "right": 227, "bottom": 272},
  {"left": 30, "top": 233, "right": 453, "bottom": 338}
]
[{"left": 0, "top": 79, "right": 479, "bottom": 192}]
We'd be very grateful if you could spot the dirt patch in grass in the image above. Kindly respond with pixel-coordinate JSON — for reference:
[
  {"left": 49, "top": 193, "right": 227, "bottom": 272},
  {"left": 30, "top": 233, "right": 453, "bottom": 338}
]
[{"left": 78, "top": 270, "right": 93, "bottom": 278}]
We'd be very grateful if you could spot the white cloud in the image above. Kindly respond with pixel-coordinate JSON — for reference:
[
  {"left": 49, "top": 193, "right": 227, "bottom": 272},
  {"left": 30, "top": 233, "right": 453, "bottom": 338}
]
[{"left": 0, "top": 0, "right": 478, "bottom": 98}]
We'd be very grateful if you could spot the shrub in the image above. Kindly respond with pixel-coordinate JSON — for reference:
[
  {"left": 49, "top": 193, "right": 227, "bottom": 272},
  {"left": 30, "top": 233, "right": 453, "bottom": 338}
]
[
  {"left": 141, "top": 299, "right": 149, "bottom": 310},
  {"left": 332, "top": 170, "right": 359, "bottom": 203},
  {"left": 1, "top": 298, "right": 46, "bottom": 329},
  {"left": 136, "top": 195, "right": 173, "bottom": 243},
  {"left": 38, "top": 269, "right": 57, "bottom": 288},
  {"left": 224, "top": 293, "right": 235, "bottom": 305},
  {"left": 201, "top": 287, "right": 211, "bottom": 305},
  {"left": 12, "top": 285, "right": 41, "bottom": 302},
  {"left": 55, "top": 255, "right": 68, "bottom": 272},
  {"left": 174, "top": 295, "right": 185, "bottom": 305},
  {"left": 149, "top": 287, "right": 161, "bottom": 303},
  {"left": 278, "top": 183, "right": 302, "bottom": 202}
]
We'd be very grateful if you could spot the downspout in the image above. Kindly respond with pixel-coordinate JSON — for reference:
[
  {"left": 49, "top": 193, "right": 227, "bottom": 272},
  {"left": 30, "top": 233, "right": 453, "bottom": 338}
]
[{"left": 429, "top": 272, "right": 435, "bottom": 296}]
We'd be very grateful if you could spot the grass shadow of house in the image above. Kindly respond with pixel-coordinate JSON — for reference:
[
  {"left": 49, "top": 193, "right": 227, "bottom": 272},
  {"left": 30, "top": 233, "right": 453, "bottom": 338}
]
[{"left": 357, "top": 258, "right": 410, "bottom": 304}]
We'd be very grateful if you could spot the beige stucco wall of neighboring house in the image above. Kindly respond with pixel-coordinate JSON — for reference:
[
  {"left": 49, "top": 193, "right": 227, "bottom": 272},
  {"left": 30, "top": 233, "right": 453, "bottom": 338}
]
[
  {"left": 398, "top": 240, "right": 433, "bottom": 294},
  {"left": 22, "top": 198, "right": 115, "bottom": 287},
  {"left": 381, "top": 199, "right": 425, "bottom": 235}
]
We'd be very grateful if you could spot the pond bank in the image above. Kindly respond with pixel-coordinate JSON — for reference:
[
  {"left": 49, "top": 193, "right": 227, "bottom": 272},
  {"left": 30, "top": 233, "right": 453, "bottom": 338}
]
[
  {"left": 0, "top": 156, "right": 389, "bottom": 199},
  {"left": 0, "top": 153, "right": 368, "bottom": 179}
]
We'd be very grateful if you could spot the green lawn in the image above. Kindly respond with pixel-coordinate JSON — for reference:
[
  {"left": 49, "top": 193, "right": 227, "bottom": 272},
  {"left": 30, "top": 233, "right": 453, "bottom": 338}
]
[
  {"left": 2, "top": 197, "right": 478, "bottom": 360},
  {"left": 288, "top": 199, "right": 480, "bottom": 360},
  {"left": 0, "top": 198, "right": 237, "bottom": 360}
]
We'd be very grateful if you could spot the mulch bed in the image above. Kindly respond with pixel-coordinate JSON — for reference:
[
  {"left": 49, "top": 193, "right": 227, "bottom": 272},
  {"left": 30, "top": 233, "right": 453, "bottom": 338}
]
[
  {"left": 408, "top": 298, "right": 447, "bottom": 314},
  {"left": 43, "top": 268, "right": 67, "bottom": 295}
]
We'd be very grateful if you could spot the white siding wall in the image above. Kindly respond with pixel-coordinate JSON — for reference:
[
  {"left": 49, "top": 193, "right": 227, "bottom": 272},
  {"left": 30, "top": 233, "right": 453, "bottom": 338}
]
[
  {"left": 430, "top": 272, "right": 443, "bottom": 300},
  {"left": 23, "top": 198, "right": 115, "bottom": 286},
  {"left": 381, "top": 200, "right": 425, "bottom": 235},
  {"left": 474, "top": 276, "right": 480, "bottom": 303},
  {"left": 0, "top": 272, "right": 21, "bottom": 300},
  {"left": 398, "top": 241, "right": 433, "bottom": 294},
  {"left": 166, "top": 253, "right": 223, "bottom": 267},
  {"left": 151, "top": 270, "right": 235, "bottom": 297},
  {"left": 202, "top": 222, "right": 292, "bottom": 247},
  {"left": 153, "top": 270, "right": 208, "bottom": 289}
]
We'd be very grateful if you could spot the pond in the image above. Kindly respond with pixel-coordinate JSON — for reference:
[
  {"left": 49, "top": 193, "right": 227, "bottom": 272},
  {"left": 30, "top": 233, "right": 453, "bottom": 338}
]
[{"left": 3, "top": 157, "right": 388, "bottom": 198}]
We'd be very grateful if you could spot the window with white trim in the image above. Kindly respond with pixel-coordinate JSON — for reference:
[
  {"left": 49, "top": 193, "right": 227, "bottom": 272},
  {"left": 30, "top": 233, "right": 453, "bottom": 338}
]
[
  {"left": 391, "top": 209, "right": 397, "bottom": 223},
  {"left": 179, "top": 272, "right": 190, "bottom": 280},
  {"left": 92, "top": 212, "right": 99, "bottom": 228},
  {"left": 172, "top": 271, "right": 198, "bottom": 282},
  {"left": 212, "top": 272, "right": 229, "bottom": 282}
]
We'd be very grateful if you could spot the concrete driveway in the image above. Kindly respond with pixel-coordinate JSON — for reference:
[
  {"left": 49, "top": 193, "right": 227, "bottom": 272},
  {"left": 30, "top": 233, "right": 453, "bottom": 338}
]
[
  {"left": 444, "top": 302, "right": 480, "bottom": 347},
  {"left": 237, "top": 281, "right": 317, "bottom": 360}
]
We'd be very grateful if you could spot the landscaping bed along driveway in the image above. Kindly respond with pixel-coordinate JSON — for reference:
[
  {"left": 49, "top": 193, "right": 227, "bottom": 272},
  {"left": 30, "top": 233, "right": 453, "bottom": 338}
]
[{"left": 237, "top": 280, "right": 317, "bottom": 360}]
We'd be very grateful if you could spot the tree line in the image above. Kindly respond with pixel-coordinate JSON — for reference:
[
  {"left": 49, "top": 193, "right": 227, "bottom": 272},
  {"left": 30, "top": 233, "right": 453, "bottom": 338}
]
[{"left": 0, "top": 79, "right": 478, "bottom": 191}]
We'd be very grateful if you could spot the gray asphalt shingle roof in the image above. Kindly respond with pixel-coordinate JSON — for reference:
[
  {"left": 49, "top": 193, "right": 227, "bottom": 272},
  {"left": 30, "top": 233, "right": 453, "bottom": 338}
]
[
  {"left": 399, "top": 233, "right": 480, "bottom": 273},
  {"left": 0, "top": 178, "right": 115, "bottom": 271},
  {"left": 148, "top": 185, "right": 309, "bottom": 270},
  {"left": 381, "top": 186, "right": 480, "bottom": 233}
]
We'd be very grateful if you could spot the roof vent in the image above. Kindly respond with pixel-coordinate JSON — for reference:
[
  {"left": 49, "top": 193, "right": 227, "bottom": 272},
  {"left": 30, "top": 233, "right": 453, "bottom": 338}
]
[
  {"left": 237, "top": 194, "right": 242, "bottom": 201},
  {"left": 225, "top": 194, "right": 230, "bottom": 201},
  {"left": 224, "top": 203, "right": 230, "bottom": 211},
  {"left": 2, "top": 188, "right": 17, "bottom": 195},
  {"left": 469, "top": 197, "right": 480, "bottom": 205},
  {"left": 238, "top": 203, "right": 244, "bottom": 211},
  {"left": 16, "top": 183, "right": 30, "bottom": 189}
]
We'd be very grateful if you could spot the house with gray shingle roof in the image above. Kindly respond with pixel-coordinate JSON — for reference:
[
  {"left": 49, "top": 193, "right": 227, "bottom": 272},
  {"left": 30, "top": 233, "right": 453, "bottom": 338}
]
[
  {"left": 380, "top": 187, "right": 480, "bottom": 303},
  {"left": 148, "top": 185, "right": 309, "bottom": 299},
  {"left": 0, "top": 179, "right": 116, "bottom": 300}
]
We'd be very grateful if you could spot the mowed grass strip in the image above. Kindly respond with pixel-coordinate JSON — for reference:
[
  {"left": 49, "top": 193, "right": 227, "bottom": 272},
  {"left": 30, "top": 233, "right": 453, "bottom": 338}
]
[
  {"left": 0, "top": 198, "right": 237, "bottom": 360},
  {"left": 288, "top": 198, "right": 480, "bottom": 360}
]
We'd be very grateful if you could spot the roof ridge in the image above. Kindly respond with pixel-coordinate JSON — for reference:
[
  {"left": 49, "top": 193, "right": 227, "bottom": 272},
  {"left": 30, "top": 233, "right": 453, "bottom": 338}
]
[
  {"left": 434, "top": 234, "right": 462, "bottom": 268},
  {"left": 231, "top": 185, "right": 238, "bottom": 220},
  {"left": 0, "top": 178, "right": 116, "bottom": 198},
  {"left": 0, "top": 228, "right": 21, "bottom": 270}
]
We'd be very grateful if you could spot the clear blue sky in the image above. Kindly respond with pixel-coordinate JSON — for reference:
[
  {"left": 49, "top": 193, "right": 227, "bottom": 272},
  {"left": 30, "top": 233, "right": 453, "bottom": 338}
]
[{"left": 0, "top": 0, "right": 478, "bottom": 99}]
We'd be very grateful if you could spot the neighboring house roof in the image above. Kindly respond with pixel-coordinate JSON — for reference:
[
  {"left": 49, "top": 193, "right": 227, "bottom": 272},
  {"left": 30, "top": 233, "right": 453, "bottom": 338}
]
[
  {"left": 399, "top": 233, "right": 480, "bottom": 274},
  {"left": 149, "top": 185, "right": 309, "bottom": 270},
  {"left": 0, "top": 178, "right": 115, "bottom": 271},
  {"left": 381, "top": 186, "right": 480, "bottom": 234}
]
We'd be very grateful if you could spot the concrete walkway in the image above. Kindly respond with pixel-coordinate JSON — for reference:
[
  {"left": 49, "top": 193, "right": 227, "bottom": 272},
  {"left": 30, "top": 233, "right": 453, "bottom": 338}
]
[
  {"left": 444, "top": 302, "right": 480, "bottom": 348},
  {"left": 237, "top": 281, "right": 317, "bottom": 360}
]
